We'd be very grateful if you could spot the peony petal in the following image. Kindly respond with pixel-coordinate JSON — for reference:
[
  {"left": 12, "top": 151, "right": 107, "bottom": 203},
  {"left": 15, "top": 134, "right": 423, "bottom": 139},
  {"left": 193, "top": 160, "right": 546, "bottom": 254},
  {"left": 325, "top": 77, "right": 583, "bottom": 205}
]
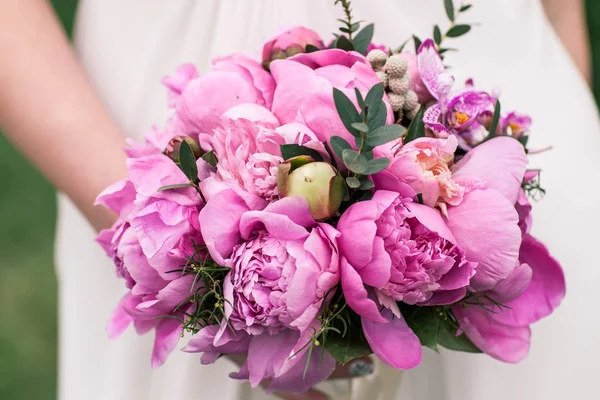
[
  {"left": 336, "top": 200, "right": 379, "bottom": 269},
  {"left": 106, "top": 293, "right": 140, "bottom": 339},
  {"left": 447, "top": 187, "right": 521, "bottom": 291},
  {"left": 199, "top": 189, "right": 250, "bottom": 264},
  {"left": 488, "top": 262, "right": 533, "bottom": 304},
  {"left": 247, "top": 331, "right": 298, "bottom": 387},
  {"left": 359, "top": 236, "right": 392, "bottom": 288},
  {"left": 290, "top": 49, "right": 367, "bottom": 69},
  {"left": 493, "top": 234, "right": 566, "bottom": 327},
  {"left": 94, "top": 179, "right": 136, "bottom": 217},
  {"left": 341, "top": 257, "right": 387, "bottom": 322},
  {"left": 452, "top": 136, "right": 528, "bottom": 205},
  {"left": 222, "top": 103, "right": 280, "bottom": 125},
  {"left": 151, "top": 317, "right": 183, "bottom": 368},
  {"left": 406, "top": 202, "right": 456, "bottom": 243},
  {"left": 362, "top": 309, "right": 422, "bottom": 369}
]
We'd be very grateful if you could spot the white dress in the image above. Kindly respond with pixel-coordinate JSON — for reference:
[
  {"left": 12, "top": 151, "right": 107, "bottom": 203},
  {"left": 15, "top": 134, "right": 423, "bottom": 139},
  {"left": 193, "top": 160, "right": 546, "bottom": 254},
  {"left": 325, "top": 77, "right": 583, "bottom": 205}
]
[{"left": 56, "top": 1, "right": 600, "bottom": 399}]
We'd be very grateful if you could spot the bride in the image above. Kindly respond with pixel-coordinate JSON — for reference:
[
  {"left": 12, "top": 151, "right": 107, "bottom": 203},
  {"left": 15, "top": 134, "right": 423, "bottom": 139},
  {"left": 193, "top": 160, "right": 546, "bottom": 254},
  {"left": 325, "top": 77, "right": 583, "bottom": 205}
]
[{"left": 0, "top": 0, "right": 598, "bottom": 399}]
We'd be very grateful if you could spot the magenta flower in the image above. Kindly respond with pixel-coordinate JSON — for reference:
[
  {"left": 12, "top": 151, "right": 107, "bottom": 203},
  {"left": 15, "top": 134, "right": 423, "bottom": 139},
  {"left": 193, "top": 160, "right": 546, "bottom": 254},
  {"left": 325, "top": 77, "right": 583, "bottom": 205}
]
[
  {"left": 453, "top": 234, "right": 565, "bottom": 362},
  {"left": 194, "top": 189, "right": 341, "bottom": 391},
  {"left": 270, "top": 49, "right": 393, "bottom": 146},
  {"left": 262, "top": 26, "right": 325, "bottom": 64},
  {"left": 337, "top": 190, "right": 476, "bottom": 369},
  {"left": 161, "top": 63, "right": 199, "bottom": 109}
]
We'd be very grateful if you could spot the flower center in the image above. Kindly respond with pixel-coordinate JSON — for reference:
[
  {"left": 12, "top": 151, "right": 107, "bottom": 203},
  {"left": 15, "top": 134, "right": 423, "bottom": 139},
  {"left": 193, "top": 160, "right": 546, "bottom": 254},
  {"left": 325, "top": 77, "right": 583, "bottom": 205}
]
[{"left": 454, "top": 112, "right": 469, "bottom": 125}]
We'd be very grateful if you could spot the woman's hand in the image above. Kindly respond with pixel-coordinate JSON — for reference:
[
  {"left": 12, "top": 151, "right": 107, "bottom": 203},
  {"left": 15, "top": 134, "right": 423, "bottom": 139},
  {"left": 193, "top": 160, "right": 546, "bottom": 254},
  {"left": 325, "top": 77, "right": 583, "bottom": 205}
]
[
  {"left": 228, "top": 355, "right": 374, "bottom": 400},
  {"left": 0, "top": 0, "right": 127, "bottom": 231}
]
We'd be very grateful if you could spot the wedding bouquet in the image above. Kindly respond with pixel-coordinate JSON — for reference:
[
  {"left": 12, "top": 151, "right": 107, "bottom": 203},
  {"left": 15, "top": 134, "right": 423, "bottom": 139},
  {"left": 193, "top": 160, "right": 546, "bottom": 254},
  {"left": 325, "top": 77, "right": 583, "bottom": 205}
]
[{"left": 97, "top": 0, "right": 565, "bottom": 393}]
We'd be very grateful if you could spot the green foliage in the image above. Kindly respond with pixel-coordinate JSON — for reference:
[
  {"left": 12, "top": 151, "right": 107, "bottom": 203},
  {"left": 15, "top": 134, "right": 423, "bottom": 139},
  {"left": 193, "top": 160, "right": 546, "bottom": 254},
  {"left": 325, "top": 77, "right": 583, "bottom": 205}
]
[
  {"left": 157, "top": 183, "right": 195, "bottom": 191},
  {"left": 404, "top": 105, "right": 426, "bottom": 143},
  {"left": 446, "top": 24, "right": 472, "bottom": 38},
  {"left": 201, "top": 150, "right": 218, "bottom": 168},
  {"left": 444, "top": 0, "right": 455, "bottom": 22},
  {"left": 178, "top": 140, "right": 199, "bottom": 183},
  {"left": 434, "top": 25, "right": 443, "bottom": 45},
  {"left": 333, "top": 88, "right": 362, "bottom": 136},
  {"left": 366, "top": 124, "right": 407, "bottom": 147},
  {"left": 352, "top": 23, "right": 375, "bottom": 54},
  {"left": 485, "top": 100, "right": 502, "bottom": 140},
  {"left": 280, "top": 144, "right": 324, "bottom": 162}
]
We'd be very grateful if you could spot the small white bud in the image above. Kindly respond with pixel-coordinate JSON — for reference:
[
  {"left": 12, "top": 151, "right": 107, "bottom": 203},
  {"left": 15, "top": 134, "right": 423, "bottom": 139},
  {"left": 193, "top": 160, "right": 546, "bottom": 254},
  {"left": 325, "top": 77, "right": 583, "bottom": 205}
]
[
  {"left": 367, "top": 49, "right": 388, "bottom": 71},
  {"left": 384, "top": 54, "right": 409, "bottom": 78},
  {"left": 389, "top": 76, "right": 410, "bottom": 95},
  {"left": 376, "top": 71, "right": 389, "bottom": 88},
  {"left": 388, "top": 93, "right": 406, "bottom": 112},
  {"left": 403, "top": 90, "right": 419, "bottom": 111}
]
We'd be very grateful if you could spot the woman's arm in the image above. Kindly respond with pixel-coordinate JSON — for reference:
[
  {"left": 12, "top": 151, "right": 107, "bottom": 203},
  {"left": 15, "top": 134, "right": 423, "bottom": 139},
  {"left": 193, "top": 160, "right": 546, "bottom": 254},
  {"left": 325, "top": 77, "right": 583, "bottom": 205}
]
[
  {"left": 541, "top": 0, "right": 592, "bottom": 84},
  {"left": 0, "top": 0, "right": 126, "bottom": 231}
]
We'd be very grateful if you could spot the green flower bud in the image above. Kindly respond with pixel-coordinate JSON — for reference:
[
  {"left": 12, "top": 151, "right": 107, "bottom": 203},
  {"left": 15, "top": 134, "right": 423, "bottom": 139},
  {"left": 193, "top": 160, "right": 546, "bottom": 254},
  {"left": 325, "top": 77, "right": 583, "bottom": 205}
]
[
  {"left": 165, "top": 136, "right": 202, "bottom": 163},
  {"left": 278, "top": 161, "right": 345, "bottom": 221}
]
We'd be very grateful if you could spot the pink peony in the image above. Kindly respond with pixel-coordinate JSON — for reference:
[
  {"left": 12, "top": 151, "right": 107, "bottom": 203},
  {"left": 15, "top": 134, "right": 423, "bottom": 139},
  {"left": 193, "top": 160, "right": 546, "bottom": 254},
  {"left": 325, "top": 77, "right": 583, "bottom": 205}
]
[
  {"left": 191, "top": 189, "right": 340, "bottom": 391},
  {"left": 453, "top": 234, "right": 565, "bottom": 362},
  {"left": 161, "top": 63, "right": 199, "bottom": 108},
  {"left": 262, "top": 26, "right": 325, "bottom": 64},
  {"left": 337, "top": 190, "right": 476, "bottom": 369},
  {"left": 270, "top": 49, "right": 393, "bottom": 146},
  {"left": 375, "top": 135, "right": 464, "bottom": 214},
  {"left": 401, "top": 52, "right": 434, "bottom": 104}
]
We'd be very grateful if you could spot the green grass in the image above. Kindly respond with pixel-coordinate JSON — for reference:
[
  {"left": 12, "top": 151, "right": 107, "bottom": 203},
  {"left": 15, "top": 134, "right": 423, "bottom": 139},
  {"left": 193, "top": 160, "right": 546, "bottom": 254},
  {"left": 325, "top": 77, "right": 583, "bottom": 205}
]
[{"left": 1, "top": 2, "right": 600, "bottom": 400}]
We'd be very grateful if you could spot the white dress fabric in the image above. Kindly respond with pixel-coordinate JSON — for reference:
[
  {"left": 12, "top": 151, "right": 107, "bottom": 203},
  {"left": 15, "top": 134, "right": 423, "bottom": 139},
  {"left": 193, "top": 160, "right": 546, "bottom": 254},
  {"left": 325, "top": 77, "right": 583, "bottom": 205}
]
[{"left": 56, "top": 1, "right": 600, "bottom": 399}]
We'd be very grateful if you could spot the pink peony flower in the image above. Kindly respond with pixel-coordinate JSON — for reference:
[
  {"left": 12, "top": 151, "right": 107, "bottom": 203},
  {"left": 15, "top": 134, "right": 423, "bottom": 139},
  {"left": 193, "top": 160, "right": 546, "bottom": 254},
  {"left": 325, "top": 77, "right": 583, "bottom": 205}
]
[
  {"left": 192, "top": 190, "right": 340, "bottom": 392},
  {"left": 337, "top": 190, "right": 476, "bottom": 369},
  {"left": 161, "top": 63, "right": 199, "bottom": 109},
  {"left": 401, "top": 52, "right": 434, "bottom": 104},
  {"left": 270, "top": 49, "right": 393, "bottom": 146},
  {"left": 262, "top": 26, "right": 325, "bottom": 64},
  {"left": 453, "top": 234, "right": 565, "bottom": 363},
  {"left": 375, "top": 135, "right": 464, "bottom": 214},
  {"left": 171, "top": 54, "right": 275, "bottom": 138}
]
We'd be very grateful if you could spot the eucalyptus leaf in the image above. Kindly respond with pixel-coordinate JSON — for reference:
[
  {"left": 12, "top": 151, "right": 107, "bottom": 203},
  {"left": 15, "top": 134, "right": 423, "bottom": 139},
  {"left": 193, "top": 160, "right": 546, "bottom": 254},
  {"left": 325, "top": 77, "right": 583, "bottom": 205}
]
[
  {"left": 518, "top": 135, "right": 529, "bottom": 147},
  {"left": 352, "top": 23, "right": 374, "bottom": 55},
  {"left": 201, "top": 150, "right": 217, "bottom": 168},
  {"left": 363, "top": 151, "right": 374, "bottom": 161},
  {"left": 486, "top": 100, "right": 502, "bottom": 140},
  {"left": 333, "top": 88, "right": 362, "bottom": 136},
  {"left": 404, "top": 105, "right": 426, "bottom": 143},
  {"left": 444, "top": 0, "right": 455, "bottom": 22},
  {"left": 280, "top": 144, "right": 324, "bottom": 161},
  {"left": 346, "top": 176, "right": 361, "bottom": 189},
  {"left": 366, "top": 124, "right": 407, "bottom": 147},
  {"left": 413, "top": 35, "right": 423, "bottom": 53},
  {"left": 459, "top": 4, "right": 473, "bottom": 12},
  {"left": 365, "top": 83, "right": 386, "bottom": 131},
  {"left": 363, "top": 157, "right": 390, "bottom": 175},
  {"left": 336, "top": 35, "right": 355, "bottom": 51},
  {"left": 157, "top": 183, "right": 195, "bottom": 192},
  {"left": 367, "top": 102, "right": 387, "bottom": 132},
  {"left": 350, "top": 22, "right": 361, "bottom": 32},
  {"left": 179, "top": 140, "right": 199, "bottom": 183},
  {"left": 359, "top": 180, "right": 375, "bottom": 190},
  {"left": 342, "top": 149, "right": 369, "bottom": 174},
  {"left": 351, "top": 122, "right": 369, "bottom": 133},
  {"left": 330, "top": 136, "right": 353, "bottom": 159},
  {"left": 354, "top": 88, "right": 365, "bottom": 109},
  {"left": 446, "top": 24, "right": 471, "bottom": 38},
  {"left": 434, "top": 25, "right": 443, "bottom": 45}
]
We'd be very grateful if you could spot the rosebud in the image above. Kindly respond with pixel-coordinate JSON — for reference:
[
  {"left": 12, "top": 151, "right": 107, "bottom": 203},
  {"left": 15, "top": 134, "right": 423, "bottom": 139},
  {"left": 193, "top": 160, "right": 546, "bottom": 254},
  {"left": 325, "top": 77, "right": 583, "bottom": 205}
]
[
  {"left": 165, "top": 136, "right": 202, "bottom": 163},
  {"left": 278, "top": 159, "right": 345, "bottom": 221}
]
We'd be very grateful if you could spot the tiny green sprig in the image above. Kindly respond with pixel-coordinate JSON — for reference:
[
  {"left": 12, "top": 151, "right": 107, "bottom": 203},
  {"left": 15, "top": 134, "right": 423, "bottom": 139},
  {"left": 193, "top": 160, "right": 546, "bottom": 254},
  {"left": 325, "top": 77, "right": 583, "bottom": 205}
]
[
  {"left": 433, "top": 1, "right": 473, "bottom": 56},
  {"left": 333, "top": 0, "right": 375, "bottom": 55},
  {"left": 522, "top": 171, "right": 547, "bottom": 200}
]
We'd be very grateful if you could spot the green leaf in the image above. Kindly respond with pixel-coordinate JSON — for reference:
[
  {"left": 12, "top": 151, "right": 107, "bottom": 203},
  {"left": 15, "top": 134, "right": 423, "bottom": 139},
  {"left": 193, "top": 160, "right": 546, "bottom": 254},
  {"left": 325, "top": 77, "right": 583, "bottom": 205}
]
[
  {"left": 486, "top": 100, "right": 502, "bottom": 140},
  {"left": 351, "top": 122, "right": 369, "bottom": 133},
  {"left": 434, "top": 25, "right": 443, "bottom": 45},
  {"left": 518, "top": 135, "right": 529, "bottom": 147},
  {"left": 330, "top": 136, "right": 353, "bottom": 160},
  {"left": 359, "top": 179, "right": 375, "bottom": 190},
  {"left": 333, "top": 88, "right": 362, "bottom": 136},
  {"left": 366, "top": 124, "right": 407, "bottom": 147},
  {"left": 396, "top": 37, "right": 411, "bottom": 53},
  {"left": 201, "top": 150, "right": 217, "bottom": 168},
  {"left": 323, "top": 320, "right": 373, "bottom": 365},
  {"left": 336, "top": 35, "right": 355, "bottom": 51},
  {"left": 157, "top": 183, "right": 195, "bottom": 192},
  {"left": 404, "top": 105, "right": 426, "bottom": 143},
  {"left": 179, "top": 140, "right": 199, "bottom": 183},
  {"left": 339, "top": 27, "right": 351, "bottom": 34},
  {"left": 439, "top": 48, "right": 458, "bottom": 55},
  {"left": 413, "top": 35, "right": 423, "bottom": 53},
  {"left": 280, "top": 144, "right": 324, "bottom": 161},
  {"left": 444, "top": 0, "right": 455, "bottom": 21},
  {"left": 342, "top": 149, "right": 369, "bottom": 174},
  {"left": 437, "top": 318, "right": 482, "bottom": 353},
  {"left": 363, "top": 157, "right": 390, "bottom": 175},
  {"left": 364, "top": 83, "right": 386, "bottom": 131},
  {"left": 459, "top": 4, "right": 473, "bottom": 12},
  {"left": 446, "top": 24, "right": 471, "bottom": 38},
  {"left": 346, "top": 176, "right": 361, "bottom": 189},
  {"left": 352, "top": 23, "right": 374, "bottom": 55},
  {"left": 350, "top": 22, "right": 361, "bottom": 33},
  {"left": 305, "top": 44, "right": 321, "bottom": 53},
  {"left": 401, "top": 306, "right": 441, "bottom": 352},
  {"left": 354, "top": 88, "right": 365, "bottom": 109}
]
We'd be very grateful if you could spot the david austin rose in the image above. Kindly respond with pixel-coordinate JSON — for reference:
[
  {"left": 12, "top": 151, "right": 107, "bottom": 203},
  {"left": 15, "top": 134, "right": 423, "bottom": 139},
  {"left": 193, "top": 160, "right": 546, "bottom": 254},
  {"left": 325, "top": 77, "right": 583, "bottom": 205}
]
[
  {"left": 262, "top": 26, "right": 324, "bottom": 65},
  {"left": 270, "top": 49, "right": 393, "bottom": 146},
  {"left": 192, "top": 188, "right": 340, "bottom": 391}
]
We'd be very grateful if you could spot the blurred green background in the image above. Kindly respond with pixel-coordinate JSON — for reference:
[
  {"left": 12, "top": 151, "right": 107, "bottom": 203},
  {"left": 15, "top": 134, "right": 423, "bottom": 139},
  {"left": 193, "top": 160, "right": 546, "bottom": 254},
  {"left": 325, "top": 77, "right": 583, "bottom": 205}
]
[{"left": 1, "top": 1, "right": 600, "bottom": 399}]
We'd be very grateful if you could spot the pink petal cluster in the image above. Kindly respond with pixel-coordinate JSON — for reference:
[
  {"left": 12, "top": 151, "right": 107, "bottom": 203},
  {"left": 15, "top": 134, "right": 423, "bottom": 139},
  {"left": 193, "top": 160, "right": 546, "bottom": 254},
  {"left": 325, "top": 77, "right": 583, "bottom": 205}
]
[{"left": 262, "top": 26, "right": 325, "bottom": 64}]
